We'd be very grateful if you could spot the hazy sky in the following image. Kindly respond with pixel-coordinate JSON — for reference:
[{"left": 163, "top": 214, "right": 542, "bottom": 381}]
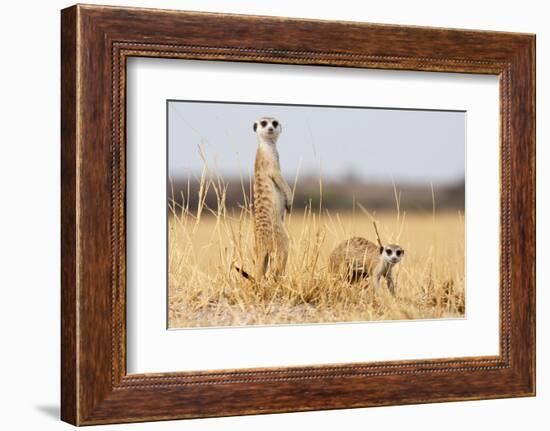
[{"left": 168, "top": 101, "right": 465, "bottom": 185}]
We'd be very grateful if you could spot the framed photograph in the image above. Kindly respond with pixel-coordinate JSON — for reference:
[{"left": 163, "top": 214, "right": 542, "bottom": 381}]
[
  {"left": 61, "top": 4, "right": 535, "bottom": 425},
  {"left": 165, "top": 99, "right": 466, "bottom": 330}
]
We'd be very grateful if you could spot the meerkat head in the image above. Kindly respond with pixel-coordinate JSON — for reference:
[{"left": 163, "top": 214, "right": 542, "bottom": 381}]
[
  {"left": 253, "top": 117, "right": 282, "bottom": 142},
  {"left": 379, "top": 243, "right": 405, "bottom": 265}
]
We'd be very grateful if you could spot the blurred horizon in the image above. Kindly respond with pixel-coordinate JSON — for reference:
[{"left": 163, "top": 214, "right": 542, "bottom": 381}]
[
  {"left": 168, "top": 175, "right": 464, "bottom": 213},
  {"left": 168, "top": 100, "right": 465, "bottom": 212}
]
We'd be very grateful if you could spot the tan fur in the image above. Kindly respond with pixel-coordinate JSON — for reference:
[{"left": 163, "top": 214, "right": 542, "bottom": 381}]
[
  {"left": 329, "top": 237, "right": 404, "bottom": 294},
  {"left": 252, "top": 117, "right": 292, "bottom": 281}
]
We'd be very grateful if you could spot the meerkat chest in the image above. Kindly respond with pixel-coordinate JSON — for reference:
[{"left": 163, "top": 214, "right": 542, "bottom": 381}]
[
  {"left": 254, "top": 148, "right": 285, "bottom": 215},
  {"left": 254, "top": 149, "right": 281, "bottom": 191},
  {"left": 375, "top": 260, "right": 393, "bottom": 276}
]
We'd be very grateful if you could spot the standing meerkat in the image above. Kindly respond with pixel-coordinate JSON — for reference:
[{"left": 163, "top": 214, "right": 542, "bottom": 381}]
[
  {"left": 247, "top": 116, "right": 292, "bottom": 281},
  {"left": 328, "top": 237, "right": 404, "bottom": 294}
]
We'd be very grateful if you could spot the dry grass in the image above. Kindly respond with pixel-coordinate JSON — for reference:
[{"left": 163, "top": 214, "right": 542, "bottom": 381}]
[{"left": 168, "top": 176, "right": 465, "bottom": 328}]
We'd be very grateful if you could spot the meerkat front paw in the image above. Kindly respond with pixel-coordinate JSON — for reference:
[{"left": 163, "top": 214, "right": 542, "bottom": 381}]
[{"left": 285, "top": 199, "right": 292, "bottom": 213}]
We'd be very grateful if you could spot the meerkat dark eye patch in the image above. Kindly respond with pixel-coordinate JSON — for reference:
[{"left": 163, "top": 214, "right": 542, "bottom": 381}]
[
  {"left": 386, "top": 249, "right": 392, "bottom": 255},
  {"left": 260, "top": 120, "right": 268, "bottom": 127},
  {"left": 396, "top": 250, "right": 402, "bottom": 257},
  {"left": 272, "top": 120, "right": 279, "bottom": 128}
]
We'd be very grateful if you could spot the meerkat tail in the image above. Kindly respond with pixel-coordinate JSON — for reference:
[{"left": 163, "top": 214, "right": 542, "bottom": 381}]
[
  {"left": 372, "top": 220, "right": 383, "bottom": 248},
  {"left": 233, "top": 265, "right": 255, "bottom": 282}
]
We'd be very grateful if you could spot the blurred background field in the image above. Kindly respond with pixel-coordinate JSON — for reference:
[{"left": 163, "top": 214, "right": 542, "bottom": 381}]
[{"left": 169, "top": 175, "right": 464, "bottom": 213}]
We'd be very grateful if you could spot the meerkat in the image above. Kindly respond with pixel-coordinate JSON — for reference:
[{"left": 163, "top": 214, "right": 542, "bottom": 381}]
[
  {"left": 328, "top": 237, "right": 404, "bottom": 295},
  {"left": 236, "top": 117, "right": 292, "bottom": 282}
]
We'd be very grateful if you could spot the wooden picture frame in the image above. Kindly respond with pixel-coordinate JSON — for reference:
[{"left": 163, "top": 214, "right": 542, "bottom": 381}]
[{"left": 61, "top": 4, "right": 535, "bottom": 425}]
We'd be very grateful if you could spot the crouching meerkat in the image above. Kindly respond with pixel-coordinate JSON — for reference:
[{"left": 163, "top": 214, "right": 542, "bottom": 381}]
[
  {"left": 328, "top": 237, "right": 404, "bottom": 295},
  {"left": 237, "top": 117, "right": 292, "bottom": 282}
]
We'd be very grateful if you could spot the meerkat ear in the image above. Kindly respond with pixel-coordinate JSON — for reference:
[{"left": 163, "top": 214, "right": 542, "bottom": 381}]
[
  {"left": 379, "top": 246, "right": 384, "bottom": 254},
  {"left": 253, "top": 122, "right": 258, "bottom": 132}
]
